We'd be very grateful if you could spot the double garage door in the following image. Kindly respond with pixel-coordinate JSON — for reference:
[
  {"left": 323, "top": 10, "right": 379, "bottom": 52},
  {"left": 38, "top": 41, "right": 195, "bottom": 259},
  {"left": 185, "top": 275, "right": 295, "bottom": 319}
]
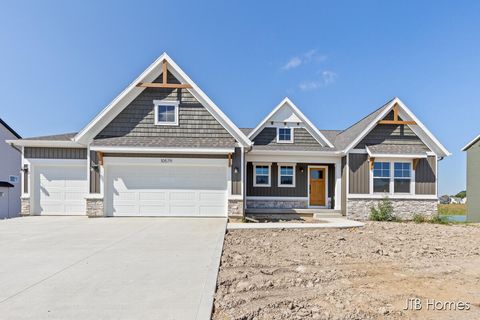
[
  {"left": 105, "top": 161, "right": 227, "bottom": 217},
  {"left": 34, "top": 159, "right": 228, "bottom": 217}
]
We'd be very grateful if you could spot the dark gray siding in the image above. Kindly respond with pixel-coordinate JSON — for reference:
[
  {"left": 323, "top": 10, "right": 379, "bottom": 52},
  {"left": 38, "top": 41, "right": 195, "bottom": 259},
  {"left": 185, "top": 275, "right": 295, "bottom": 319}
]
[
  {"left": 89, "top": 151, "right": 100, "bottom": 193},
  {"left": 23, "top": 168, "right": 28, "bottom": 193},
  {"left": 231, "top": 147, "right": 242, "bottom": 195},
  {"left": 355, "top": 123, "right": 429, "bottom": 150},
  {"left": 95, "top": 72, "right": 235, "bottom": 146},
  {"left": 348, "top": 153, "right": 369, "bottom": 194},
  {"left": 341, "top": 156, "right": 347, "bottom": 215},
  {"left": 253, "top": 127, "right": 320, "bottom": 146},
  {"left": 415, "top": 156, "right": 436, "bottom": 195},
  {"left": 24, "top": 147, "right": 87, "bottom": 159},
  {"left": 246, "top": 162, "right": 335, "bottom": 199}
]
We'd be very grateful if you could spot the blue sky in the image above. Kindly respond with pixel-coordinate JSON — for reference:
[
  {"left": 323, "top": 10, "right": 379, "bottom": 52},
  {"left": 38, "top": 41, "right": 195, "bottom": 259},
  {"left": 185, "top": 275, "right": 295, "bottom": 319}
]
[{"left": 1, "top": 0, "right": 479, "bottom": 195}]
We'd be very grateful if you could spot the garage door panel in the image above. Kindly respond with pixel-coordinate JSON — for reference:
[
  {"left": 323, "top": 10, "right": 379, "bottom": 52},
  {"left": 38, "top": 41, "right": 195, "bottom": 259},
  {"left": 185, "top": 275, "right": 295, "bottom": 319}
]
[
  {"left": 35, "top": 164, "right": 87, "bottom": 215},
  {"left": 107, "top": 162, "right": 227, "bottom": 217}
]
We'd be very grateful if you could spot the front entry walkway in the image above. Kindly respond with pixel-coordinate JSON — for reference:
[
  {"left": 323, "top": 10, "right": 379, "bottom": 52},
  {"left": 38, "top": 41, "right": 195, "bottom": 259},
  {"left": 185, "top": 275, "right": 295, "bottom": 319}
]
[{"left": 0, "top": 217, "right": 226, "bottom": 320}]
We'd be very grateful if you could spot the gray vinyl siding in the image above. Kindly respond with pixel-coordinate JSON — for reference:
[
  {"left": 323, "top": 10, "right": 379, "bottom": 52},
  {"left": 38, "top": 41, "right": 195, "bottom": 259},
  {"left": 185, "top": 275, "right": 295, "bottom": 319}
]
[
  {"left": 341, "top": 156, "right": 347, "bottom": 215},
  {"left": 95, "top": 72, "right": 235, "bottom": 145},
  {"left": 253, "top": 127, "right": 320, "bottom": 147},
  {"left": 415, "top": 156, "right": 436, "bottom": 195},
  {"left": 246, "top": 162, "right": 335, "bottom": 199},
  {"left": 231, "top": 147, "right": 242, "bottom": 195},
  {"left": 23, "top": 167, "right": 28, "bottom": 193},
  {"left": 466, "top": 140, "right": 480, "bottom": 221},
  {"left": 24, "top": 147, "right": 87, "bottom": 159},
  {"left": 355, "top": 124, "right": 429, "bottom": 150},
  {"left": 89, "top": 151, "right": 100, "bottom": 193},
  {"left": 348, "top": 153, "right": 369, "bottom": 194}
]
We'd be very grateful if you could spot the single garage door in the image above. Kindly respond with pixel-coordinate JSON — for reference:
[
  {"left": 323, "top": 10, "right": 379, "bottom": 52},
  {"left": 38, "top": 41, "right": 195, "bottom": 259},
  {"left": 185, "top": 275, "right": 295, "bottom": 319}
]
[
  {"left": 106, "top": 158, "right": 228, "bottom": 217},
  {"left": 33, "top": 164, "right": 88, "bottom": 215}
]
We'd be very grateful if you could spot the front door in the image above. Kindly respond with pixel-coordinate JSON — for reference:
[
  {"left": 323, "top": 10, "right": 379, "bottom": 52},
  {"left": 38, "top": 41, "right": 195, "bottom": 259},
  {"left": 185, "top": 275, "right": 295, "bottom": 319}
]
[{"left": 309, "top": 168, "right": 326, "bottom": 206}]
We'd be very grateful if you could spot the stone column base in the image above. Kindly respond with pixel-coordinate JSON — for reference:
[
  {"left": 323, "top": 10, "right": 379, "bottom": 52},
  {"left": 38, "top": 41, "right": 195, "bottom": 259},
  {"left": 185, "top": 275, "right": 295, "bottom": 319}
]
[
  {"left": 347, "top": 198, "right": 438, "bottom": 221},
  {"left": 228, "top": 199, "right": 244, "bottom": 219},
  {"left": 20, "top": 197, "right": 31, "bottom": 216},
  {"left": 86, "top": 198, "right": 105, "bottom": 217},
  {"left": 246, "top": 199, "right": 309, "bottom": 209}
]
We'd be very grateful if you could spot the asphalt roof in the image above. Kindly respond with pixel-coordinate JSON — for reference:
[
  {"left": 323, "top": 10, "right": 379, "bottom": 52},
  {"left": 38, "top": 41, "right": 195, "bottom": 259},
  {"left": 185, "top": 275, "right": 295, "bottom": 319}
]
[
  {"left": 92, "top": 136, "right": 237, "bottom": 149},
  {"left": 367, "top": 144, "right": 429, "bottom": 155}
]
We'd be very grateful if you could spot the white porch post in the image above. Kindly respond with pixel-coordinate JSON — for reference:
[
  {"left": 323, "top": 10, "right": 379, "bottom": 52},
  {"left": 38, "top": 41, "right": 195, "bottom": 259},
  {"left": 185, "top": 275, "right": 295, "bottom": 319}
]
[{"left": 334, "top": 158, "right": 342, "bottom": 211}]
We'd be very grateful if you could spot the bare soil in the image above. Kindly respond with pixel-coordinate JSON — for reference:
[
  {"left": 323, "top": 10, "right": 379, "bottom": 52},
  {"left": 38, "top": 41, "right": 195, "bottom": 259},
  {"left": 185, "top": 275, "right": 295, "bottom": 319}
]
[{"left": 212, "top": 222, "right": 480, "bottom": 320}]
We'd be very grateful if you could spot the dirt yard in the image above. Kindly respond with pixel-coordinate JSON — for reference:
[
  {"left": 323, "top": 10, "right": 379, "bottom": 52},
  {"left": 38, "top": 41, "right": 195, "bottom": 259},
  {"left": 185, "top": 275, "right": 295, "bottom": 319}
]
[{"left": 212, "top": 222, "right": 480, "bottom": 320}]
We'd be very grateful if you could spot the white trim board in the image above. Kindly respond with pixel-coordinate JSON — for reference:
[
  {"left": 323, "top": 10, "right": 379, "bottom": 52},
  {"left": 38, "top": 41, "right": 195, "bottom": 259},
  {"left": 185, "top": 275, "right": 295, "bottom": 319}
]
[
  {"left": 462, "top": 133, "right": 480, "bottom": 151},
  {"left": 248, "top": 97, "right": 334, "bottom": 148},
  {"left": 7, "top": 140, "right": 85, "bottom": 148},
  {"left": 73, "top": 52, "right": 252, "bottom": 148}
]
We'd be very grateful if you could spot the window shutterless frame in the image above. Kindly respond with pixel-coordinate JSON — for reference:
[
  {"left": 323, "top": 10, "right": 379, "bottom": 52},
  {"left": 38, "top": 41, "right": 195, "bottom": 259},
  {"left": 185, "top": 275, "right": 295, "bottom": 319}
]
[
  {"left": 276, "top": 127, "right": 294, "bottom": 143},
  {"left": 154, "top": 100, "right": 180, "bottom": 126},
  {"left": 253, "top": 163, "right": 271, "bottom": 187},
  {"left": 370, "top": 158, "right": 414, "bottom": 195},
  {"left": 278, "top": 164, "right": 296, "bottom": 187}
]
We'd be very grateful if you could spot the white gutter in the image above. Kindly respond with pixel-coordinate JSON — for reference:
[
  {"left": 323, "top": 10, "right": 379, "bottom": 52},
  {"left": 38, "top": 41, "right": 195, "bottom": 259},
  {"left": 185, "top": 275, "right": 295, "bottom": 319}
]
[
  {"left": 6, "top": 139, "right": 85, "bottom": 148},
  {"left": 89, "top": 146, "right": 235, "bottom": 154}
]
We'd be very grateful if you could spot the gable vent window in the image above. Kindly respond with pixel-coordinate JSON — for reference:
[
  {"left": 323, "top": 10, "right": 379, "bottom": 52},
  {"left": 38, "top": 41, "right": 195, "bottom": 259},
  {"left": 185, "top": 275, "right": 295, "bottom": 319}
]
[
  {"left": 154, "top": 100, "right": 179, "bottom": 126},
  {"left": 277, "top": 127, "right": 293, "bottom": 143}
]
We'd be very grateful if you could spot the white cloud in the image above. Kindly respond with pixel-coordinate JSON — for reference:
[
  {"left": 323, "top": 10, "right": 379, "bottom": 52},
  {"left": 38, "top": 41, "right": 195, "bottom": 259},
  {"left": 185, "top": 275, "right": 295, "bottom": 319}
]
[
  {"left": 282, "top": 56, "right": 302, "bottom": 70},
  {"left": 281, "top": 49, "right": 327, "bottom": 70},
  {"left": 298, "top": 70, "right": 338, "bottom": 91}
]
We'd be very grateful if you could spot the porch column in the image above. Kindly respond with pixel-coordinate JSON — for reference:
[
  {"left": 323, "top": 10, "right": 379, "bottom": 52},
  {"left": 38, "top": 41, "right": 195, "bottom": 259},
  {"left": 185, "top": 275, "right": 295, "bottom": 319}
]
[{"left": 334, "top": 158, "right": 342, "bottom": 211}]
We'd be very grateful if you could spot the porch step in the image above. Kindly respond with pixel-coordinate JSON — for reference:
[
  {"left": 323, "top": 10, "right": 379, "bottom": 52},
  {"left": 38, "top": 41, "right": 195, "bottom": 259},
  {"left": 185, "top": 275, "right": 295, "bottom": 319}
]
[{"left": 245, "top": 208, "right": 343, "bottom": 218}]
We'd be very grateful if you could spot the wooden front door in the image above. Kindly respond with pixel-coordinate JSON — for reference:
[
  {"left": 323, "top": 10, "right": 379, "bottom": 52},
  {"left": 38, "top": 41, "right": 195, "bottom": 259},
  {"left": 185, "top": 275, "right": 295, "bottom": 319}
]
[{"left": 309, "top": 168, "right": 326, "bottom": 206}]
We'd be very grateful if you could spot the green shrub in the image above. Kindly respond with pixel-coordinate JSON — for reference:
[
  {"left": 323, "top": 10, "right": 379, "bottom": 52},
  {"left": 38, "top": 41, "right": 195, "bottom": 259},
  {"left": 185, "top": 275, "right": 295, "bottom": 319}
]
[
  {"left": 430, "top": 214, "right": 448, "bottom": 224},
  {"left": 369, "top": 198, "right": 394, "bottom": 221},
  {"left": 413, "top": 213, "right": 427, "bottom": 223}
]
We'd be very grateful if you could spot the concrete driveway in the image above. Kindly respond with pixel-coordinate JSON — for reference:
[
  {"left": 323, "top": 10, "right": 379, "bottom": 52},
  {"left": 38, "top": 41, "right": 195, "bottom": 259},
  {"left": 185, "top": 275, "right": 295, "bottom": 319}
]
[{"left": 0, "top": 216, "right": 227, "bottom": 320}]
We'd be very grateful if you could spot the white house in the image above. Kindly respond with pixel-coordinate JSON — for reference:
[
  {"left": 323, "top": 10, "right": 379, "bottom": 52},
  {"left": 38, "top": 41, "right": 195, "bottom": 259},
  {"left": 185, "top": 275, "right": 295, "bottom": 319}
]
[{"left": 0, "top": 118, "right": 21, "bottom": 218}]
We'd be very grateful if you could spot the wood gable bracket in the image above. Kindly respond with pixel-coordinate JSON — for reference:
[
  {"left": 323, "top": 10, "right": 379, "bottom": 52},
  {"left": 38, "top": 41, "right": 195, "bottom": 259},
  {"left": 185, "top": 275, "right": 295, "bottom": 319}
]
[
  {"left": 413, "top": 158, "right": 420, "bottom": 170},
  {"left": 369, "top": 157, "right": 375, "bottom": 170},
  {"left": 378, "top": 104, "right": 417, "bottom": 125},
  {"left": 136, "top": 60, "right": 193, "bottom": 89}
]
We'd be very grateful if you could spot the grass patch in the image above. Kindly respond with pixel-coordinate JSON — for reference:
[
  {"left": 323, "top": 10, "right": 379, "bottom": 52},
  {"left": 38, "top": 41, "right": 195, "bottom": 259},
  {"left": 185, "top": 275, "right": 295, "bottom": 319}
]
[
  {"left": 413, "top": 213, "right": 427, "bottom": 223},
  {"left": 438, "top": 204, "right": 466, "bottom": 215}
]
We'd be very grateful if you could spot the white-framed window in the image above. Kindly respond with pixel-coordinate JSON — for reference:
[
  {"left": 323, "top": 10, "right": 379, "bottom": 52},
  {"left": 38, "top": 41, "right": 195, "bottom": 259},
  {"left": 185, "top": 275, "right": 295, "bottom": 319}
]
[
  {"left": 154, "top": 100, "right": 179, "bottom": 126},
  {"left": 253, "top": 163, "right": 271, "bottom": 187},
  {"left": 277, "top": 127, "right": 293, "bottom": 143},
  {"left": 371, "top": 159, "right": 414, "bottom": 195},
  {"left": 278, "top": 164, "right": 295, "bottom": 187},
  {"left": 394, "top": 162, "right": 412, "bottom": 193},
  {"left": 373, "top": 162, "right": 390, "bottom": 193},
  {"left": 9, "top": 175, "right": 19, "bottom": 184}
]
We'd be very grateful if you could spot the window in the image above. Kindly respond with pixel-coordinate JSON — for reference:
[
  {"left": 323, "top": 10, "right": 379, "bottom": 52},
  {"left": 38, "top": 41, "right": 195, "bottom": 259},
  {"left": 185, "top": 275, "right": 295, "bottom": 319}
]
[
  {"left": 277, "top": 127, "right": 293, "bottom": 143},
  {"left": 154, "top": 100, "right": 179, "bottom": 125},
  {"left": 254, "top": 164, "right": 271, "bottom": 187},
  {"left": 9, "top": 175, "right": 18, "bottom": 184},
  {"left": 278, "top": 165, "right": 295, "bottom": 187},
  {"left": 394, "top": 162, "right": 411, "bottom": 193},
  {"left": 373, "top": 162, "right": 390, "bottom": 193}
]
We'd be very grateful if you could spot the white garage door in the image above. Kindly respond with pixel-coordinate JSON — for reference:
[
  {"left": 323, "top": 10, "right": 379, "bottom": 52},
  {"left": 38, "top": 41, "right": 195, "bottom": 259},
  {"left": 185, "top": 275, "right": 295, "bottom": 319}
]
[
  {"left": 33, "top": 164, "right": 87, "bottom": 215},
  {"left": 106, "top": 158, "right": 228, "bottom": 217}
]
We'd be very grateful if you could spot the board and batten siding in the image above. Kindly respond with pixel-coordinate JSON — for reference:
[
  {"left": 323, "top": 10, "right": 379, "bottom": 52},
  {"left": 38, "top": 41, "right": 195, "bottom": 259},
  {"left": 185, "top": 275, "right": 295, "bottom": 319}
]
[
  {"left": 348, "top": 154, "right": 370, "bottom": 194},
  {"left": 95, "top": 72, "right": 235, "bottom": 145},
  {"left": 24, "top": 147, "right": 87, "bottom": 159},
  {"left": 231, "top": 147, "right": 242, "bottom": 195},
  {"left": 89, "top": 151, "right": 100, "bottom": 194},
  {"left": 415, "top": 156, "right": 436, "bottom": 195},
  {"left": 341, "top": 156, "right": 347, "bottom": 215}
]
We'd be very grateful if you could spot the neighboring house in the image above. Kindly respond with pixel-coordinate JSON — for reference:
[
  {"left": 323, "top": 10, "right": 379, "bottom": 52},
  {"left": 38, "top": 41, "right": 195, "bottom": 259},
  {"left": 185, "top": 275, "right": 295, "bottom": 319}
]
[
  {"left": 462, "top": 134, "right": 480, "bottom": 222},
  {"left": 449, "top": 197, "right": 466, "bottom": 205},
  {"left": 7, "top": 53, "right": 450, "bottom": 220},
  {"left": 0, "top": 118, "right": 21, "bottom": 218},
  {"left": 438, "top": 195, "right": 451, "bottom": 204}
]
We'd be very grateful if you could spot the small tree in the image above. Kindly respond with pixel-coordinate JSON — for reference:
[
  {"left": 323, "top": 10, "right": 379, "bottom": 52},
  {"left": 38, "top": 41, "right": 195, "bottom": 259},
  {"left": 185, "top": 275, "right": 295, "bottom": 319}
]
[
  {"left": 369, "top": 197, "right": 394, "bottom": 221},
  {"left": 454, "top": 190, "right": 466, "bottom": 199}
]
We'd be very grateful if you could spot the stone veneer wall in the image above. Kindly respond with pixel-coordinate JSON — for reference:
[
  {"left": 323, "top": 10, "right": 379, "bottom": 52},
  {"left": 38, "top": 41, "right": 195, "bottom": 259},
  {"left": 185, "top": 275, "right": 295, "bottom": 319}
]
[
  {"left": 347, "top": 198, "right": 437, "bottom": 220},
  {"left": 86, "top": 198, "right": 104, "bottom": 217},
  {"left": 20, "top": 197, "right": 30, "bottom": 216},
  {"left": 246, "top": 199, "right": 309, "bottom": 209},
  {"left": 228, "top": 199, "right": 244, "bottom": 218}
]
